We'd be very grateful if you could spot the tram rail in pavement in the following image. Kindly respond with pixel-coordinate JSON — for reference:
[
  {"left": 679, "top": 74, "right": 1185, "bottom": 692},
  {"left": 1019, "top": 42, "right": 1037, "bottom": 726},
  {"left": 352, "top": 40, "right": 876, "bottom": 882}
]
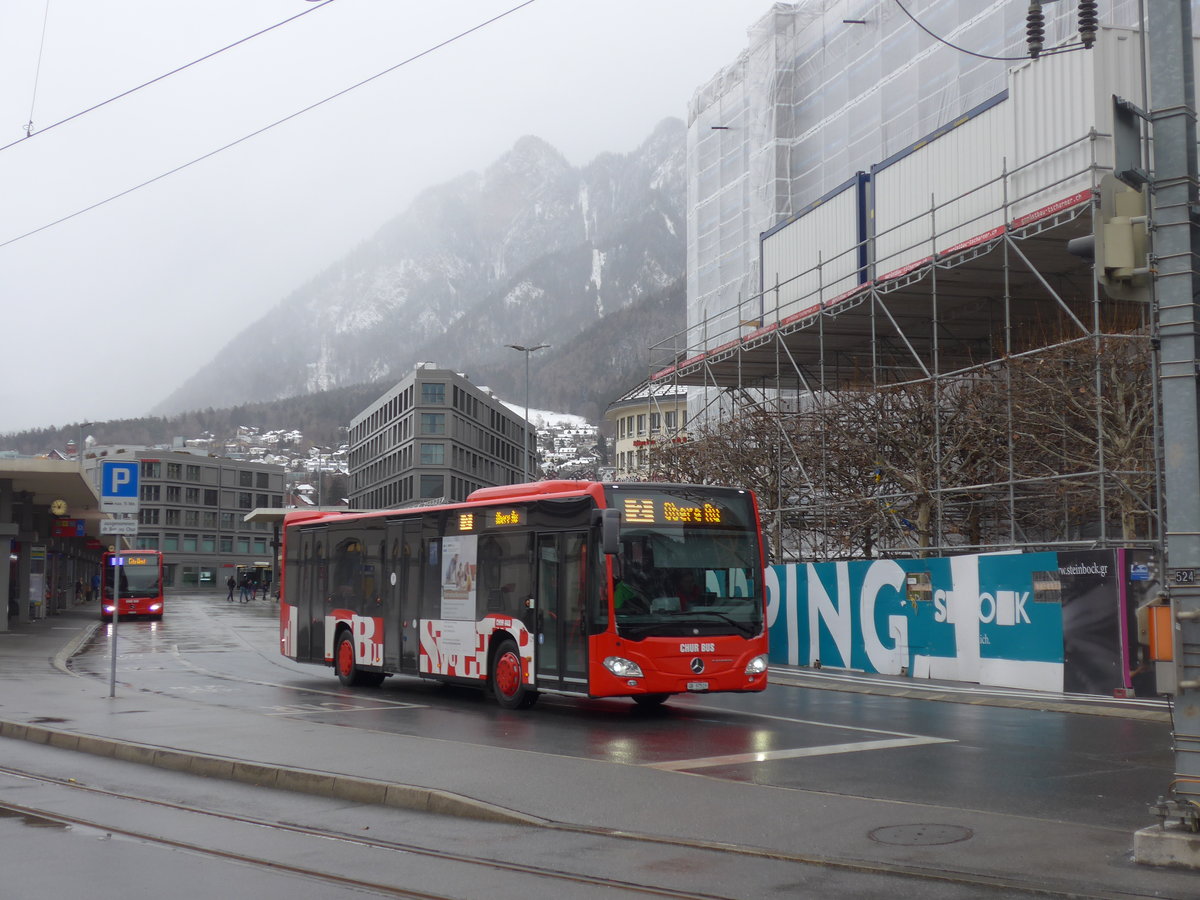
[{"left": 0, "top": 602, "right": 1197, "bottom": 896}]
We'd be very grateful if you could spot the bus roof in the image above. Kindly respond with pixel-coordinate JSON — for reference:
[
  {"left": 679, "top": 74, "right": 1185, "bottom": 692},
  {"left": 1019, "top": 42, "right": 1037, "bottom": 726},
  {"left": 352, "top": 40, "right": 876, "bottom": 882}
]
[
  {"left": 466, "top": 480, "right": 603, "bottom": 503},
  {"left": 281, "top": 482, "right": 756, "bottom": 529}
]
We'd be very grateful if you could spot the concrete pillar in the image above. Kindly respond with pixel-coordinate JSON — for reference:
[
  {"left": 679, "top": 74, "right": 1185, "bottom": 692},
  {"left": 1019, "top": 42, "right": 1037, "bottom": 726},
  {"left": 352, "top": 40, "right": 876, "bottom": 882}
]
[{"left": 0, "top": 479, "right": 12, "bottom": 633}]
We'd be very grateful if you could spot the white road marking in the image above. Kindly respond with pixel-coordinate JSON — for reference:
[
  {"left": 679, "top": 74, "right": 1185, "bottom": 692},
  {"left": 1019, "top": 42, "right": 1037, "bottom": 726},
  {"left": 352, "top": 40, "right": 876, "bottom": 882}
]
[
  {"left": 646, "top": 735, "right": 956, "bottom": 771},
  {"left": 264, "top": 701, "right": 426, "bottom": 716},
  {"left": 684, "top": 701, "right": 943, "bottom": 739},
  {"left": 166, "top": 644, "right": 428, "bottom": 708}
]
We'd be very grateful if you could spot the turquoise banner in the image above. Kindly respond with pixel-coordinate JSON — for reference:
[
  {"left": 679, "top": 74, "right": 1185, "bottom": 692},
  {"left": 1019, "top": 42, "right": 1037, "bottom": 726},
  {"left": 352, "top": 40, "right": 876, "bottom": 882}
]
[{"left": 766, "top": 551, "right": 1107, "bottom": 692}]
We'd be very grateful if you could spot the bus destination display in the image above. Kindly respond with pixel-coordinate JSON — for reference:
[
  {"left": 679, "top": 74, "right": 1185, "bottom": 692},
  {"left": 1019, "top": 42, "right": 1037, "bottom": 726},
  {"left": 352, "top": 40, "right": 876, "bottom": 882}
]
[
  {"left": 457, "top": 508, "right": 524, "bottom": 532},
  {"left": 109, "top": 555, "right": 154, "bottom": 566},
  {"left": 617, "top": 493, "right": 747, "bottom": 527}
]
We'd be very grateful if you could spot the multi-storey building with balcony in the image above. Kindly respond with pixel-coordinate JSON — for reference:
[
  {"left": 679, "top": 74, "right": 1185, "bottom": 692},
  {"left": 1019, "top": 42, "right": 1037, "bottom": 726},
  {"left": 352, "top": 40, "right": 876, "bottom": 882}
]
[
  {"left": 83, "top": 446, "right": 285, "bottom": 589},
  {"left": 348, "top": 363, "right": 534, "bottom": 509},
  {"left": 605, "top": 381, "right": 687, "bottom": 479}
]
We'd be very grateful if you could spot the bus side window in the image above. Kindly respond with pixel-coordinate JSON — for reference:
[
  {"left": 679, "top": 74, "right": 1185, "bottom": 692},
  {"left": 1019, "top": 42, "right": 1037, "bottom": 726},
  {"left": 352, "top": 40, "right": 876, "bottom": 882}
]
[{"left": 333, "top": 537, "right": 363, "bottom": 610}]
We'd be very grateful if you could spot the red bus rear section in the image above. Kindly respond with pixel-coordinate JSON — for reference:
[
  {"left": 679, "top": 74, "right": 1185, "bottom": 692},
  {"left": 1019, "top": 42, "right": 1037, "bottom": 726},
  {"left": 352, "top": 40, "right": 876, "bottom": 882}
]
[
  {"left": 101, "top": 550, "right": 165, "bottom": 620},
  {"left": 279, "top": 481, "right": 768, "bottom": 709}
]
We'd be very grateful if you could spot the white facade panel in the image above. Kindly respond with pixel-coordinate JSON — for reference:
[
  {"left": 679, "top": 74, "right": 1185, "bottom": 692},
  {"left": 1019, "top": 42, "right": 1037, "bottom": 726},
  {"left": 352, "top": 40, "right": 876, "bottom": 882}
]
[
  {"left": 872, "top": 102, "right": 1007, "bottom": 278},
  {"left": 1007, "top": 28, "right": 1153, "bottom": 220},
  {"left": 760, "top": 183, "right": 861, "bottom": 323}
]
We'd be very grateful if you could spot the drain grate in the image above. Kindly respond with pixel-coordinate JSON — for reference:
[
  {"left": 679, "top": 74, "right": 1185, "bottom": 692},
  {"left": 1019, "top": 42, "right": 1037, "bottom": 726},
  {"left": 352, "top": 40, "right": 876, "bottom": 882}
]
[{"left": 869, "top": 823, "right": 974, "bottom": 846}]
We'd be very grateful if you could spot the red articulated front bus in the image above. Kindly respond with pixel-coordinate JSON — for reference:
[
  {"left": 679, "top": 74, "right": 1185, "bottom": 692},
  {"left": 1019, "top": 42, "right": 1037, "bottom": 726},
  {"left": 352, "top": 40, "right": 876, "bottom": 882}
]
[
  {"left": 101, "top": 549, "right": 165, "bottom": 621},
  {"left": 279, "top": 481, "right": 769, "bottom": 709}
]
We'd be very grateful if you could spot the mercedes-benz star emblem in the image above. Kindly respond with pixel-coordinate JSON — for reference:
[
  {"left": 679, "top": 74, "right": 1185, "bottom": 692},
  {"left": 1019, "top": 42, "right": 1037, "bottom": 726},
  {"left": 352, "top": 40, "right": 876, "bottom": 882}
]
[{"left": 690, "top": 657, "right": 705, "bottom": 674}]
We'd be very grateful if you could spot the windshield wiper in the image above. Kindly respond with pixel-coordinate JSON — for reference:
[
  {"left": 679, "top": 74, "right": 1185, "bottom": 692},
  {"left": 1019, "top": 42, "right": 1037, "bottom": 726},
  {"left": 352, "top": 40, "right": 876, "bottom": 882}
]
[
  {"left": 618, "top": 613, "right": 758, "bottom": 639},
  {"left": 617, "top": 620, "right": 691, "bottom": 639},
  {"left": 683, "top": 610, "right": 758, "bottom": 637}
]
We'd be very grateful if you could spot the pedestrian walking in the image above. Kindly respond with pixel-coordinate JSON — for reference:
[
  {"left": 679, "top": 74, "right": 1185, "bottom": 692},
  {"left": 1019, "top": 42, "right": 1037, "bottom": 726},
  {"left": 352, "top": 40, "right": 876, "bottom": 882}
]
[
  {"left": 74, "top": 578, "right": 84, "bottom": 603},
  {"left": 226, "top": 574, "right": 236, "bottom": 602},
  {"left": 239, "top": 575, "right": 252, "bottom": 603},
  {"left": 89, "top": 572, "right": 99, "bottom": 603}
]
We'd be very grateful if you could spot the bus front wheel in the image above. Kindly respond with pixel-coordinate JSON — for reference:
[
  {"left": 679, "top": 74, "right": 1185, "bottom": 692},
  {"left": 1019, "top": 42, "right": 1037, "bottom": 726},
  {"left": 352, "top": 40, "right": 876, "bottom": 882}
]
[
  {"left": 492, "top": 638, "right": 537, "bottom": 709},
  {"left": 335, "top": 630, "right": 384, "bottom": 687}
]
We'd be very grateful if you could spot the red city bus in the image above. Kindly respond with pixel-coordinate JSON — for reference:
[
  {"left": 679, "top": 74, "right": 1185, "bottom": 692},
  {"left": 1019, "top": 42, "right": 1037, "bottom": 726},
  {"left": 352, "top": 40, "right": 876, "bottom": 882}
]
[
  {"left": 101, "top": 550, "right": 165, "bottom": 621},
  {"left": 279, "top": 481, "right": 768, "bottom": 709}
]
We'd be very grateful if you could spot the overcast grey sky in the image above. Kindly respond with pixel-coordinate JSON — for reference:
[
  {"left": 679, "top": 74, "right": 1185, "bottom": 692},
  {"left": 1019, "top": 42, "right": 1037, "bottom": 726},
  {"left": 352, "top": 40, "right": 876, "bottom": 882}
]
[{"left": 0, "top": 0, "right": 772, "bottom": 435}]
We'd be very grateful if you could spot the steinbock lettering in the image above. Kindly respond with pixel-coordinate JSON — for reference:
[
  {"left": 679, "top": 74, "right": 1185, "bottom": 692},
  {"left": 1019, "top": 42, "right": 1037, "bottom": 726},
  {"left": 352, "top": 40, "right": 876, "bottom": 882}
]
[
  {"left": 1058, "top": 563, "right": 1108, "bottom": 577},
  {"left": 932, "top": 589, "right": 1031, "bottom": 625}
]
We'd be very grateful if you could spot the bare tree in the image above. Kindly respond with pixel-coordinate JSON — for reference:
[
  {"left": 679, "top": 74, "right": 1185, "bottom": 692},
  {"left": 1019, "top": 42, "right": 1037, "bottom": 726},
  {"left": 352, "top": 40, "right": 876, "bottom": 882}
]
[{"left": 650, "top": 332, "right": 1156, "bottom": 558}]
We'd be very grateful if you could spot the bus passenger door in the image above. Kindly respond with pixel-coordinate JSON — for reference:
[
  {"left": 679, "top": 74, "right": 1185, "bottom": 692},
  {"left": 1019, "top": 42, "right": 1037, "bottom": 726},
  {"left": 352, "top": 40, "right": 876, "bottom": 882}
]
[
  {"left": 534, "top": 532, "right": 588, "bottom": 692},
  {"left": 391, "top": 521, "right": 421, "bottom": 674},
  {"left": 294, "top": 527, "right": 326, "bottom": 663}
]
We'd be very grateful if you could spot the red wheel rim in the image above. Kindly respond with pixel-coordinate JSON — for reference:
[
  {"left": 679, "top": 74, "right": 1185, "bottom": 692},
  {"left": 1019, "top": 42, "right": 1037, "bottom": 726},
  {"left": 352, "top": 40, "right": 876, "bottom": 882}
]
[
  {"left": 337, "top": 638, "right": 354, "bottom": 678},
  {"left": 495, "top": 650, "right": 521, "bottom": 698}
]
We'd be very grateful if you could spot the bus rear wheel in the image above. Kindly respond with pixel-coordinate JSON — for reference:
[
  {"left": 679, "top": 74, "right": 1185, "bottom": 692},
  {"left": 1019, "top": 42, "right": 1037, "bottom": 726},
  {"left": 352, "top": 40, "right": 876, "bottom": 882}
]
[
  {"left": 492, "top": 638, "right": 537, "bottom": 709},
  {"left": 335, "top": 630, "right": 384, "bottom": 687}
]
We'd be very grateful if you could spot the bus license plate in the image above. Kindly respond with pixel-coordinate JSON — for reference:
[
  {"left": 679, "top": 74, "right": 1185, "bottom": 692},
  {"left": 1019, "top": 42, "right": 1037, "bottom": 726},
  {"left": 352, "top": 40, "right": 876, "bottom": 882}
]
[{"left": 687, "top": 681, "right": 709, "bottom": 691}]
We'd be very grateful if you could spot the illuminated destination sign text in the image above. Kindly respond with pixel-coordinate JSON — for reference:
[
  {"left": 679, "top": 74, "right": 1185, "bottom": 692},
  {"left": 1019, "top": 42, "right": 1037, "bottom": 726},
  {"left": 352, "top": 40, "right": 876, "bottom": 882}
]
[
  {"left": 456, "top": 509, "right": 524, "bottom": 532},
  {"left": 620, "top": 496, "right": 731, "bottom": 526}
]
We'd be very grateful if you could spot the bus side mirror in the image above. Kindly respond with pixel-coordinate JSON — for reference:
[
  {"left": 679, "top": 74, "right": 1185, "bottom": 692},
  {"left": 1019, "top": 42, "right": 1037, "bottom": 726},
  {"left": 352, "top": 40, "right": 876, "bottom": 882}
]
[{"left": 600, "top": 508, "right": 620, "bottom": 556}]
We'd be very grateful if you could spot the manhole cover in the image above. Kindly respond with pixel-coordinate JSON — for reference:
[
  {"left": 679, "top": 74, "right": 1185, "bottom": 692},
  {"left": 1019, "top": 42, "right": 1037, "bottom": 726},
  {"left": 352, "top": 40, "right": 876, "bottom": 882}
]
[{"left": 869, "top": 823, "right": 974, "bottom": 846}]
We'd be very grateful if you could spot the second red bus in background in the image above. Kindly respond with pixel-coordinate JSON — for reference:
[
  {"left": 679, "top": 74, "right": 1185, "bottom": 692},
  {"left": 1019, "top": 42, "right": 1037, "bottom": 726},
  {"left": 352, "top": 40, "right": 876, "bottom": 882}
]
[{"left": 101, "top": 549, "right": 164, "bottom": 621}]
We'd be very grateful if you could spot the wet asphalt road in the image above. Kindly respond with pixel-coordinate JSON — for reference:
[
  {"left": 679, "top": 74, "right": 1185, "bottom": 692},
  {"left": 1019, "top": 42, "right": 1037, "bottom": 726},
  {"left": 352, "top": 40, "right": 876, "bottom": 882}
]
[{"left": 72, "top": 591, "right": 1173, "bottom": 834}]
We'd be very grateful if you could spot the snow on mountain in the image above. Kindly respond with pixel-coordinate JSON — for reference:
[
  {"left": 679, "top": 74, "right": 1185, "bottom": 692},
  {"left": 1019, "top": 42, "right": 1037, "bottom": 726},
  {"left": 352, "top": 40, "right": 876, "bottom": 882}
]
[{"left": 153, "top": 118, "right": 687, "bottom": 420}]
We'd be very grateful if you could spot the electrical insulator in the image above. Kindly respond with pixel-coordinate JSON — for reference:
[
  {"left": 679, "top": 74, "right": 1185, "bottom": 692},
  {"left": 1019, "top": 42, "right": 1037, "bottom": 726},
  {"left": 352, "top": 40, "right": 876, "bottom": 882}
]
[
  {"left": 1078, "top": 0, "right": 1098, "bottom": 49},
  {"left": 1027, "top": 0, "right": 1045, "bottom": 59}
]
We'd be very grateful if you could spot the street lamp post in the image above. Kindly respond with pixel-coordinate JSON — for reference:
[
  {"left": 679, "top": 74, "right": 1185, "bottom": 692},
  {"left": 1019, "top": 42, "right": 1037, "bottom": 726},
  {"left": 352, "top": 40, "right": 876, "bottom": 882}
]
[
  {"left": 506, "top": 343, "right": 549, "bottom": 482},
  {"left": 76, "top": 421, "right": 93, "bottom": 468},
  {"left": 316, "top": 451, "right": 324, "bottom": 509}
]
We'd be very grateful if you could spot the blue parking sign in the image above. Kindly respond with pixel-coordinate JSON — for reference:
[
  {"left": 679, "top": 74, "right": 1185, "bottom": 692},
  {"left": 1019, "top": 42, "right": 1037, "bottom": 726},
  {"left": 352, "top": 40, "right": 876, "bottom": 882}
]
[{"left": 100, "top": 461, "right": 140, "bottom": 513}]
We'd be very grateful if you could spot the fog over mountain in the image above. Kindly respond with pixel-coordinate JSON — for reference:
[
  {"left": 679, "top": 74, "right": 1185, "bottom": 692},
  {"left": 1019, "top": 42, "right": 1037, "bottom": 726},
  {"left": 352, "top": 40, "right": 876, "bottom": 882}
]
[{"left": 155, "top": 118, "right": 688, "bottom": 421}]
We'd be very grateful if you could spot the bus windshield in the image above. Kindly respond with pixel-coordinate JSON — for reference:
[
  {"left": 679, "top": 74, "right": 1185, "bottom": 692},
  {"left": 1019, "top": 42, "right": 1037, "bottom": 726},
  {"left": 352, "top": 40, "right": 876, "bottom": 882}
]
[
  {"left": 607, "top": 487, "right": 762, "bottom": 639},
  {"left": 104, "top": 558, "right": 161, "bottom": 599}
]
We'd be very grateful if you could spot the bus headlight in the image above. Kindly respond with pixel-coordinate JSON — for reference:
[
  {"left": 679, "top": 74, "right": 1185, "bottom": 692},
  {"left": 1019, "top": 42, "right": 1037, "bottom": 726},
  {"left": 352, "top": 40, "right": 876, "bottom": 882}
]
[
  {"left": 603, "top": 656, "right": 644, "bottom": 678},
  {"left": 744, "top": 654, "right": 768, "bottom": 675}
]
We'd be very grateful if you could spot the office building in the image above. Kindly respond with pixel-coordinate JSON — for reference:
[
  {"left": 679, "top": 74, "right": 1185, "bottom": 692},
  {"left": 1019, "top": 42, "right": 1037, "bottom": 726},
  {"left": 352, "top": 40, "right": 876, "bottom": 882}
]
[
  {"left": 84, "top": 447, "right": 285, "bottom": 589},
  {"left": 348, "top": 364, "right": 533, "bottom": 509}
]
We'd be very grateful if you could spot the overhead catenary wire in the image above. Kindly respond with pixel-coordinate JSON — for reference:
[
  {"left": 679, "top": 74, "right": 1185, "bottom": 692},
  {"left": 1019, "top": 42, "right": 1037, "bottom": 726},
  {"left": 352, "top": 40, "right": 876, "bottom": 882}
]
[
  {"left": 0, "top": 0, "right": 539, "bottom": 251},
  {"left": 24, "top": 0, "right": 53, "bottom": 137},
  {"left": 893, "top": 0, "right": 1086, "bottom": 62},
  {"left": 5, "top": 0, "right": 339, "bottom": 154}
]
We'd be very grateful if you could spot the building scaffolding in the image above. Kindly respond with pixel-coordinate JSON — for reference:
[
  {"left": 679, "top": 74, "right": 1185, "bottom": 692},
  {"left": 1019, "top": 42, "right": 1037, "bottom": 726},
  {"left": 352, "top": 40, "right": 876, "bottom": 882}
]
[{"left": 650, "top": 130, "right": 1158, "bottom": 561}]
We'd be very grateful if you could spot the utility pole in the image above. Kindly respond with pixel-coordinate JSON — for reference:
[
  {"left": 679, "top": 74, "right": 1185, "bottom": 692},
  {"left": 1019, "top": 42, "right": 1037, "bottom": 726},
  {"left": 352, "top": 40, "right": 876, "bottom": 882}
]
[
  {"left": 76, "top": 421, "right": 93, "bottom": 467},
  {"left": 506, "top": 343, "right": 549, "bottom": 482},
  {"left": 1139, "top": 0, "right": 1200, "bottom": 858}
]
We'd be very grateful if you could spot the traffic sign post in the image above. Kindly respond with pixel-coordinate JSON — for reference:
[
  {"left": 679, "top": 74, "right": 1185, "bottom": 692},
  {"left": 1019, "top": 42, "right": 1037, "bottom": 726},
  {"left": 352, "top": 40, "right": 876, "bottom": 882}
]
[
  {"left": 109, "top": 553, "right": 120, "bottom": 697},
  {"left": 100, "top": 462, "right": 138, "bottom": 558}
]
